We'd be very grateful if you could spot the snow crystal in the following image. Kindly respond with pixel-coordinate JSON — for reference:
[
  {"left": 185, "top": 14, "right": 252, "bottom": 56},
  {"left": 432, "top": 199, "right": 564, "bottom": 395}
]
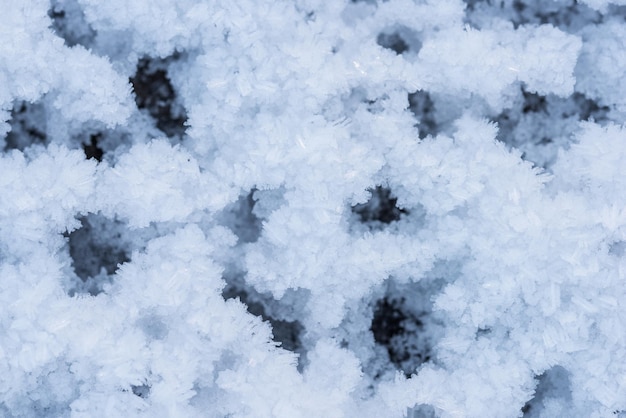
[{"left": 3, "top": 0, "right": 626, "bottom": 416}]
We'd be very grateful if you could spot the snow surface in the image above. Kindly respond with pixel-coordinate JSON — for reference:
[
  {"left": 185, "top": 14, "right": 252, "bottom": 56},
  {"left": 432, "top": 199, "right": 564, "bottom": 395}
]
[{"left": 2, "top": 0, "right": 626, "bottom": 417}]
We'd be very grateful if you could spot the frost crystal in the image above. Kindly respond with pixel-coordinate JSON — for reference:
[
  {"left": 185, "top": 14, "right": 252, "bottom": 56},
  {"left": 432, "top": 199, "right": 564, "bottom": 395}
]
[{"left": 2, "top": 0, "right": 626, "bottom": 417}]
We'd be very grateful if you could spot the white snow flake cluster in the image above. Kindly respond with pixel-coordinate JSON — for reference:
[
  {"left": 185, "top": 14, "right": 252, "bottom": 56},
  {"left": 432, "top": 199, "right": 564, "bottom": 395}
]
[{"left": 2, "top": 0, "right": 626, "bottom": 416}]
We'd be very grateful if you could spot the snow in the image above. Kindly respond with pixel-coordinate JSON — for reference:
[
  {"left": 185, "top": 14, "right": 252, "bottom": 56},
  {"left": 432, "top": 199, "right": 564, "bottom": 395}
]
[{"left": 2, "top": 0, "right": 626, "bottom": 417}]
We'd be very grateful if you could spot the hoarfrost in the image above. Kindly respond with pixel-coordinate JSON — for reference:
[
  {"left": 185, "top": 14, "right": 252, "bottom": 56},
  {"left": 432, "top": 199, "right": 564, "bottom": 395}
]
[{"left": 2, "top": 0, "right": 626, "bottom": 417}]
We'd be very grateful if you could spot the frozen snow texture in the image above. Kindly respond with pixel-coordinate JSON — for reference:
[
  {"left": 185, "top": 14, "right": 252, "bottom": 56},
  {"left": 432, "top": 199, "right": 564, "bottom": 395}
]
[
  {"left": 2, "top": 0, "right": 626, "bottom": 417},
  {"left": 581, "top": 0, "right": 626, "bottom": 11}
]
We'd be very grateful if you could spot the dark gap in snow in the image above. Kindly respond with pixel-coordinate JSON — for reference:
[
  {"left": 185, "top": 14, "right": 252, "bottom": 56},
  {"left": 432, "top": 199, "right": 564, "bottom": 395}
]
[
  {"left": 48, "top": 0, "right": 96, "bottom": 48},
  {"left": 522, "top": 91, "right": 548, "bottom": 114},
  {"left": 463, "top": 0, "right": 601, "bottom": 32},
  {"left": 130, "top": 55, "right": 188, "bottom": 139},
  {"left": 217, "top": 189, "right": 263, "bottom": 244},
  {"left": 377, "top": 32, "right": 408, "bottom": 54},
  {"left": 475, "top": 327, "right": 492, "bottom": 338},
  {"left": 82, "top": 133, "right": 104, "bottom": 161},
  {"left": 463, "top": 0, "right": 487, "bottom": 13},
  {"left": 222, "top": 285, "right": 305, "bottom": 362},
  {"left": 376, "top": 26, "right": 422, "bottom": 56},
  {"left": 131, "top": 384, "right": 151, "bottom": 399},
  {"left": 521, "top": 403, "right": 530, "bottom": 414},
  {"left": 369, "top": 279, "right": 445, "bottom": 378},
  {"left": 494, "top": 86, "right": 611, "bottom": 169},
  {"left": 75, "top": 127, "right": 133, "bottom": 164},
  {"left": 4, "top": 100, "right": 47, "bottom": 151},
  {"left": 609, "top": 240, "right": 626, "bottom": 257},
  {"left": 365, "top": 95, "right": 389, "bottom": 115},
  {"left": 189, "top": 381, "right": 216, "bottom": 411},
  {"left": 408, "top": 91, "right": 438, "bottom": 139},
  {"left": 527, "top": 1, "right": 601, "bottom": 30},
  {"left": 352, "top": 186, "right": 408, "bottom": 226},
  {"left": 521, "top": 365, "right": 572, "bottom": 417},
  {"left": 371, "top": 296, "right": 432, "bottom": 377},
  {"left": 65, "top": 213, "right": 131, "bottom": 296},
  {"left": 609, "top": 5, "right": 626, "bottom": 20},
  {"left": 304, "top": 11, "right": 316, "bottom": 22},
  {"left": 571, "top": 92, "right": 611, "bottom": 123},
  {"left": 407, "top": 404, "right": 438, "bottom": 418},
  {"left": 519, "top": 90, "right": 609, "bottom": 123},
  {"left": 337, "top": 87, "right": 388, "bottom": 117}
]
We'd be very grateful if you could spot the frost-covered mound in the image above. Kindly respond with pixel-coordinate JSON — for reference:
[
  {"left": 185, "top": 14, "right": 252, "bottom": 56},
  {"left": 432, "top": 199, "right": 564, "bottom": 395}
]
[{"left": 2, "top": 0, "right": 626, "bottom": 417}]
